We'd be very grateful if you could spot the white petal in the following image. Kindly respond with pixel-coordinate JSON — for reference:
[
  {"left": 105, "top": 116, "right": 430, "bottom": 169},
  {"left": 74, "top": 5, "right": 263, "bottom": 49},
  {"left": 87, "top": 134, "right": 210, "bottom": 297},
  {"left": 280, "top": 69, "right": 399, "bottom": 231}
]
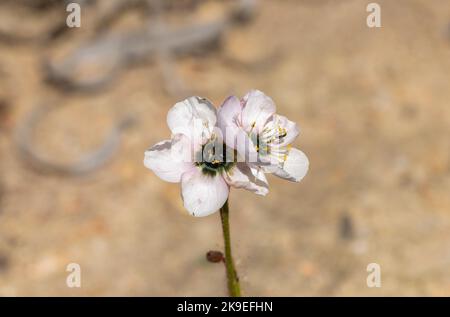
[
  {"left": 144, "top": 135, "right": 193, "bottom": 183},
  {"left": 181, "top": 168, "right": 229, "bottom": 217},
  {"left": 241, "top": 90, "right": 276, "bottom": 133},
  {"left": 273, "top": 148, "right": 309, "bottom": 182},
  {"left": 224, "top": 163, "right": 269, "bottom": 196},
  {"left": 167, "top": 96, "right": 217, "bottom": 139}
]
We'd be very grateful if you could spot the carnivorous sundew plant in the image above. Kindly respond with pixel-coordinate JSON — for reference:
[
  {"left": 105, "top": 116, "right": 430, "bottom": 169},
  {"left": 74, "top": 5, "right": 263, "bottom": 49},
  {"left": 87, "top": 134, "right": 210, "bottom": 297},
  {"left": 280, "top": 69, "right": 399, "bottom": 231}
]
[{"left": 144, "top": 90, "right": 309, "bottom": 296}]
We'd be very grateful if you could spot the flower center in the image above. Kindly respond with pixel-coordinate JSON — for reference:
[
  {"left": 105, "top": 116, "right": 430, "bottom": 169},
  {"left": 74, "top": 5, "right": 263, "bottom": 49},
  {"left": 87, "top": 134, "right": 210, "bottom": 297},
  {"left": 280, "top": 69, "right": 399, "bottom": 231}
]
[{"left": 195, "top": 139, "right": 235, "bottom": 177}]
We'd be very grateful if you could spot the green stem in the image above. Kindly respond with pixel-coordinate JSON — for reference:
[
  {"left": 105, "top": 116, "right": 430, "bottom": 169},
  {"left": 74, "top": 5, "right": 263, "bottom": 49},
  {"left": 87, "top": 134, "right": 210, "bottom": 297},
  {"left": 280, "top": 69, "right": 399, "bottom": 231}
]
[{"left": 219, "top": 199, "right": 241, "bottom": 297}]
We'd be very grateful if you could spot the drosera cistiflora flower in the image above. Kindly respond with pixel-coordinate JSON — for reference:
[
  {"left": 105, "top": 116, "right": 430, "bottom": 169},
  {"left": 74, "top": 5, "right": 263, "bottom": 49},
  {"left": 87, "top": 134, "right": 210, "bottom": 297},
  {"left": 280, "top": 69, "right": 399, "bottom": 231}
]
[{"left": 143, "top": 91, "right": 309, "bottom": 296}]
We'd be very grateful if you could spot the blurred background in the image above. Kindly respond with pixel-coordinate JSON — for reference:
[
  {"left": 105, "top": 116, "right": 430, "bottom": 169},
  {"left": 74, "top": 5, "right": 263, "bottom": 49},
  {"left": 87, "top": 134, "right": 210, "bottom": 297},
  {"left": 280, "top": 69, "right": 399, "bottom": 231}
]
[{"left": 0, "top": 0, "right": 449, "bottom": 296}]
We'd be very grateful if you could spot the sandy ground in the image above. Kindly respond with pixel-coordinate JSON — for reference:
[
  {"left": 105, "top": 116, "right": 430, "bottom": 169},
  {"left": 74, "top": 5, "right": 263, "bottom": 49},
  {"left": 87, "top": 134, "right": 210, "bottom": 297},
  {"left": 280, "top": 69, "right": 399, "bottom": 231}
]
[{"left": 0, "top": 0, "right": 450, "bottom": 296}]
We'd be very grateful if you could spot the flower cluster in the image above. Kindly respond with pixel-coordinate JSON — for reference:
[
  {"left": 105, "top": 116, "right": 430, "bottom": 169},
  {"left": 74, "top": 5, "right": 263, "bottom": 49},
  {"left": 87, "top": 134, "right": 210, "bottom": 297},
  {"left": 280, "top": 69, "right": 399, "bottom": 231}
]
[{"left": 144, "top": 90, "right": 309, "bottom": 217}]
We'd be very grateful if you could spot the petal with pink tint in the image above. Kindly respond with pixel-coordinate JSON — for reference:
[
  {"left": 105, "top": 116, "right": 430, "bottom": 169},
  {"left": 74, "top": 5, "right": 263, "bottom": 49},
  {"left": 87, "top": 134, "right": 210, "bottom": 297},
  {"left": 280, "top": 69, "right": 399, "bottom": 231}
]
[
  {"left": 217, "top": 95, "right": 242, "bottom": 150},
  {"left": 235, "top": 129, "right": 259, "bottom": 163},
  {"left": 217, "top": 95, "right": 242, "bottom": 131},
  {"left": 241, "top": 90, "right": 276, "bottom": 133}
]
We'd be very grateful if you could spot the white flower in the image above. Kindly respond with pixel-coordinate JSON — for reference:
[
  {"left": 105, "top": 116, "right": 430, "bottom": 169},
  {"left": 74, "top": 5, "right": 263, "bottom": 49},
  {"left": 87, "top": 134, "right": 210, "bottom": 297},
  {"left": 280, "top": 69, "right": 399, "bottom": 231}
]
[
  {"left": 217, "top": 90, "right": 309, "bottom": 182},
  {"left": 144, "top": 96, "right": 268, "bottom": 217}
]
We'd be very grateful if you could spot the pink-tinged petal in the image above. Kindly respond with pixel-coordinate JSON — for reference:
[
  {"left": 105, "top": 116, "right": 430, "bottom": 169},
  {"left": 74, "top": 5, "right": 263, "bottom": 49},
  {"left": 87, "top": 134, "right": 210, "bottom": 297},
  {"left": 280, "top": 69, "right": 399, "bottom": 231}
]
[
  {"left": 273, "top": 148, "right": 309, "bottom": 182},
  {"left": 224, "top": 163, "right": 269, "bottom": 196},
  {"left": 217, "top": 112, "right": 258, "bottom": 161},
  {"left": 235, "top": 129, "right": 259, "bottom": 163},
  {"left": 217, "top": 95, "right": 242, "bottom": 131},
  {"left": 217, "top": 96, "right": 242, "bottom": 149},
  {"left": 181, "top": 168, "right": 229, "bottom": 217},
  {"left": 167, "top": 96, "right": 217, "bottom": 138},
  {"left": 241, "top": 90, "right": 276, "bottom": 133},
  {"left": 144, "top": 134, "right": 193, "bottom": 183}
]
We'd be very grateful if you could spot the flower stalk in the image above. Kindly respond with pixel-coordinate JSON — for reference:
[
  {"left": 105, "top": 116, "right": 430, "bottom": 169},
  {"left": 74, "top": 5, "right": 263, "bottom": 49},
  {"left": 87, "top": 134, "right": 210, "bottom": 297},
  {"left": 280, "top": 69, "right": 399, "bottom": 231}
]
[{"left": 219, "top": 199, "right": 241, "bottom": 297}]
